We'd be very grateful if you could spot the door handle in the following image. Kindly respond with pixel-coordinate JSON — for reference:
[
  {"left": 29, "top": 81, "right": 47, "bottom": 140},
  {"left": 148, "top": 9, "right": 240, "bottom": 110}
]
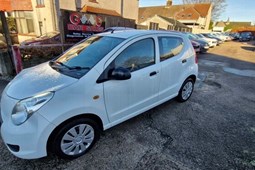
[
  {"left": 150, "top": 71, "right": 157, "bottom": 76},
  {"left": 182, "top": 59, "right": 187, "bottom": 63}
]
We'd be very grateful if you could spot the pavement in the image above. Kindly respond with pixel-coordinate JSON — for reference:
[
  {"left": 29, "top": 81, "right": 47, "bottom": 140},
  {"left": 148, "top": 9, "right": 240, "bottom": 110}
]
[{"left": 0, "top": 41, "right": 255, "bottom": 170}]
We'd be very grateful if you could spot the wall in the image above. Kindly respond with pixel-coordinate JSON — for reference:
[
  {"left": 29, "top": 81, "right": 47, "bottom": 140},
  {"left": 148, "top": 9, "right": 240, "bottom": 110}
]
[
  {"left": 30, "top": 0, "right": 57, "bottom": 36},
  {"left": 192, "top": 28, "right": 211, "bottom": 34},
  {"left": 140, "top": 16, "right": 171, "bottom": 30},
  {"left": 204, "top": 5, "right": 212, "bottom": 30},
  {"left": 213, "top": 26, "right": 224, "bottom": 32}
]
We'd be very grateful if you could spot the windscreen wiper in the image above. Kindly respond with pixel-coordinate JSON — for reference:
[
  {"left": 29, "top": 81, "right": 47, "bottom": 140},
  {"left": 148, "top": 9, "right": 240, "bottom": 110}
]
[
  {"left": 49, "top": 61, "right": 90, "bottom": 70},
  {"left": 49, "top": 61, "right": 72, "bottom": 69}
]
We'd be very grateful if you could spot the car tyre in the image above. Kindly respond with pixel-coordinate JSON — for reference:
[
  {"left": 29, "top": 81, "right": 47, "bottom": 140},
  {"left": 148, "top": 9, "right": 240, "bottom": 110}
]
[
  {"left": 177, "top": 78, "right": 194, "bottom": 102},
  {"left": 51, "top": 118, "right": 100, "bottom": 159}
]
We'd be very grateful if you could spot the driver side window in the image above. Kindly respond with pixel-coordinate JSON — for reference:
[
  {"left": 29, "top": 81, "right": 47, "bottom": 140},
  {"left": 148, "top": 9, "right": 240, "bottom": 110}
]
[{"left": 114, "top": 38, "right": 155, "bottom": 72}]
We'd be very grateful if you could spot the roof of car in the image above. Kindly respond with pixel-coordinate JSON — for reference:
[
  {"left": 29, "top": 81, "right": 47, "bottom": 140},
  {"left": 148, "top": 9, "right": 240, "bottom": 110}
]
[{"left": 100, "top": 30, "right": 184, "bottom": 39}]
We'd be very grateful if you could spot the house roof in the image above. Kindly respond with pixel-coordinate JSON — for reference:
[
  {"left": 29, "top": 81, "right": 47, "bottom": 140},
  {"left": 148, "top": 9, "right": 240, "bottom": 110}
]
[
  {"left": 157, "top": 15, "right": 189, "bottom": 28},
  {"left": 139, "top": 3, "right": 211, "bottom": 24},
  {"left": 0, "top": 0, "right": 32, "bottom": 11},
  {"left": 175, "top": 7, "right": 200, "bottom": 20},
  {"left": 81, "top": 5, "right": 121, "bottom": 17},
  {"left": 224, "top": 22, "right": 252, "bottom": 31}
]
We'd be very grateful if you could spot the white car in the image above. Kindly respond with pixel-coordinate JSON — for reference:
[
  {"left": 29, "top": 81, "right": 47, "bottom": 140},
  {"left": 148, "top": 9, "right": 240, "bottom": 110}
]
[
  {"left": 0, "top": 30, "right": 198, "bottom": 159},
  {"left": 196, "top": 34, "right": 217, "bottom": 47},
  {"left": 210, "top": 32, "right": 227, "bottom": 41}
]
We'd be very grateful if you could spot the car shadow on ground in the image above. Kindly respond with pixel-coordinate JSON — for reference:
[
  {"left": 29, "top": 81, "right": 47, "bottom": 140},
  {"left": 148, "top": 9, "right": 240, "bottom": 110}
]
[{"left": 241, "top": 46, "right": 255, "bottom": 52}]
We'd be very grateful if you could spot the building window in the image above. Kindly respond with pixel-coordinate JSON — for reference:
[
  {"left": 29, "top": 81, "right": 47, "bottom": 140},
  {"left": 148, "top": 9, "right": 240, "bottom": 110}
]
[
  {"left": 149, "top": 22, "right": 159, "bottom": 30},
  {"left": 14, "top": 11, "right": 35, "bottom": 34},
  {"left": 36, "top": 0, "right": 45, "bottom": 8}
]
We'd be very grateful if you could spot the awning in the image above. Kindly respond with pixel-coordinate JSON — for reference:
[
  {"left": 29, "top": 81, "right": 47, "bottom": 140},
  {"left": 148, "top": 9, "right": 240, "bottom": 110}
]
[
  {"left": 0, "top": 0, "right": 33, "bottom": 11},
  {"left": 80, "top": 5, "right": 121, "bottom": 17}
]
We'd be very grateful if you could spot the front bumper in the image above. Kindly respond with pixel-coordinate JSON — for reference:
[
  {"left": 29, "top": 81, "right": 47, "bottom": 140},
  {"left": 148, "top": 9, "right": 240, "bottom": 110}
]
[{"left": 0, "top": 93, "right": 56, "bottom": 159}]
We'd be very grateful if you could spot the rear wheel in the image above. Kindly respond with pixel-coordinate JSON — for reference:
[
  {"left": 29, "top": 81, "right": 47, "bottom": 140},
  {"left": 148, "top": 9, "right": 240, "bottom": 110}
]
[
  {"left": 177, "top": 78, "right": 194, "bottom": 102},
  {"left": 51, "top": 118, "right": 100, "bottom": 159}
]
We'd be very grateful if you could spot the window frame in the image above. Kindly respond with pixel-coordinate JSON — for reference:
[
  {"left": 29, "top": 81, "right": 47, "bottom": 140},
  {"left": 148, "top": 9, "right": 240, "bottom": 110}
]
[
  {"left": 149, "top": 22, "right": 159, "bottom": 30},
  {"left": 36, "top": 0, "right": 45, "bottom": 8},
  {"left": 158, "top": 36, "right": 185, "bottom": 62}
]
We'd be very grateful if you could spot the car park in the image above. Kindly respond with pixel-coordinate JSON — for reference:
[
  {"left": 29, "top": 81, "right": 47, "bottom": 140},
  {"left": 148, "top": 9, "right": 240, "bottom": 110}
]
[
  {"left": 196, "top": 34, "right": 217, "bottom": 47},
  {"left": 0, "top": 30, "right": 198, "bottom": 159}
]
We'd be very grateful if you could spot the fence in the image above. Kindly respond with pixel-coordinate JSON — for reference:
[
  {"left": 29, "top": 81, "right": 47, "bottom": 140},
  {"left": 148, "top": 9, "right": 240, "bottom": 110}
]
[{"left": 19, "top": 44, "right": 73, "bottom": 69}]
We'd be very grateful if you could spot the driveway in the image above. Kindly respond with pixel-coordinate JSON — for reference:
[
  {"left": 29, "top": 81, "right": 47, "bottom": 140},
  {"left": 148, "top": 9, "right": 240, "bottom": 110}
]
[{"left": 0, "top": 41, "right": 255, "bottom": 170}]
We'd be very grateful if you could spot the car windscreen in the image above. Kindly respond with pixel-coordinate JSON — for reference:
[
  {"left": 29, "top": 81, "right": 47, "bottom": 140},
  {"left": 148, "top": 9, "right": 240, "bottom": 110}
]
[{"left": 50, "top": 36, "right": 124, "bottom": 79}]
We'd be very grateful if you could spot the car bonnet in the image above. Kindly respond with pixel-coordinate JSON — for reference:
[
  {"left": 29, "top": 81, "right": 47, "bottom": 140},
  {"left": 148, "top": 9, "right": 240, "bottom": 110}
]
[{"left": 5, "top": 62, "right": 78, "bottom": 100}]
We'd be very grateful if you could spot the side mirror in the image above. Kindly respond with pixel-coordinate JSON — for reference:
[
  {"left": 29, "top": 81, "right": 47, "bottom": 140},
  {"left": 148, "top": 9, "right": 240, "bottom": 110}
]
[{"left": 110, "top": 67, "right": 131, "bottom": 80}]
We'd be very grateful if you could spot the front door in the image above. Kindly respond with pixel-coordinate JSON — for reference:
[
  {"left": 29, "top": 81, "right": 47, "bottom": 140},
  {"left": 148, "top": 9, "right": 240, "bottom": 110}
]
[{"left": 103, "top": 37, "right": 160, "bottom": 123}]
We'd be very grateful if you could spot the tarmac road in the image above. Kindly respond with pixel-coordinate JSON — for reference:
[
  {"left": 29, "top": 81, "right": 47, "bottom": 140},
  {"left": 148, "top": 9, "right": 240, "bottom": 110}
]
[{"left": 0, "top": 40, "right": 254, "bottom": 170}]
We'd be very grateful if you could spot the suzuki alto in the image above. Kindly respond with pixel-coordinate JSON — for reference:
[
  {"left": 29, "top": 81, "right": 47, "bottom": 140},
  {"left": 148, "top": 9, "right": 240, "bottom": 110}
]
[{"left": 0, "top": 30, "right": 198, "bottom": 159}]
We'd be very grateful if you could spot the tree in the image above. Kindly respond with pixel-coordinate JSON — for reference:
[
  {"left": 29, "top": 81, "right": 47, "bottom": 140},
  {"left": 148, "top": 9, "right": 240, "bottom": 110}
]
[{"left": 182, "top": 0, "right": 227, "bottom": 20}]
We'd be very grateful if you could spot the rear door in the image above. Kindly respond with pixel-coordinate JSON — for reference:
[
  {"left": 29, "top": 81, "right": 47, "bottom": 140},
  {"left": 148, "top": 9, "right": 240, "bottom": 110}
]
[{"left": 157, "top": 35, "right": 188, "bottom": 101}]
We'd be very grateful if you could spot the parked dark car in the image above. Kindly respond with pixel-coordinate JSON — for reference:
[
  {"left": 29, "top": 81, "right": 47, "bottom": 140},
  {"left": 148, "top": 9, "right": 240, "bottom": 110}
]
[
  {"left": 239, "top": 32, "right": 252, "bottom": 42},
  {"left": 183, "top": 33, "right": 209, "bottom": 53},
  {"left": 228, "top": 33, "right": 240, "bottom": 40},
  {"left": 191, "top": 40, "right": 200, "bottom": 53},
  {"left": 20, "top": 32, "right": 60, "bottom": 46},
  {"left": 202, "top": 33, "right": 223, "bottom": 45}
]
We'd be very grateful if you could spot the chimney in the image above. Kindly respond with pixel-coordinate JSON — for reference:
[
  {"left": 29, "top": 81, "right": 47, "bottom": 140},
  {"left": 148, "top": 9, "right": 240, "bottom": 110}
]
[{"left": 166, "top": 0, "right": 172, "bottom": 7}]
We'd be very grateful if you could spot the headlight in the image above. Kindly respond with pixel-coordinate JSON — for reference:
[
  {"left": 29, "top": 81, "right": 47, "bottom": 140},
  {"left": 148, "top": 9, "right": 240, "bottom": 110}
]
[{"left": 11, "top": 92, "right": 54, "bottom": 125}]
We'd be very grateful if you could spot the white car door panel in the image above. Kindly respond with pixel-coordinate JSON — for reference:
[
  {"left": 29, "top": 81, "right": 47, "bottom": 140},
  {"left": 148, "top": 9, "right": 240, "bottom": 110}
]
[
  {"left": 103, "top": 37, "right": 160, "bottom": 123},
  {"left": 158, "top": 36, "right": 188, "bottom": 100}
]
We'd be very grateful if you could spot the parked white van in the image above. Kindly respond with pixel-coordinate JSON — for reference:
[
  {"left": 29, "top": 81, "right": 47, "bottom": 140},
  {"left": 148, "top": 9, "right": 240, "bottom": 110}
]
[{"left": 0, "top": 30, "right": 198, "bottom": 159}]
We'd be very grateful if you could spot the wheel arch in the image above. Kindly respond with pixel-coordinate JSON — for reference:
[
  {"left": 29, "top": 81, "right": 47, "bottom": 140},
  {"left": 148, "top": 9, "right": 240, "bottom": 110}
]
[
  {"left": 186, "top": 74, "right": 196, "bottom": 83},
  {"left": 46, "top": 113, "right": 104, "bottom": 154}
]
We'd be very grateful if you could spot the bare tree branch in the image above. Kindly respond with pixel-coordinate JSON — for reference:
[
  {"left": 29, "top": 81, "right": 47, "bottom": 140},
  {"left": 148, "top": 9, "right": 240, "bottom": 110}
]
[{"left": 182, "top": 0, "right": 227, "bottom": 20}]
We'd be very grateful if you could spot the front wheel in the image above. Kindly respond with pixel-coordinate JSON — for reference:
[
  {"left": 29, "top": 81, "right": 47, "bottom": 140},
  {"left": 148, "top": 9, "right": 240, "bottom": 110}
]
[
  {"left": 51, "top": 118, "right": 100, "bottom": 159},
  {"left": 177, "top": 78, "right": 194, "bottom": 102}
]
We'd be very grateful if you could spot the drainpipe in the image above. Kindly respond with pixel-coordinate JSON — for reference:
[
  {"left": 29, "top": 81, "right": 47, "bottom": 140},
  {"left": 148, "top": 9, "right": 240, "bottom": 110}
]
[{"left": 121, "top": 0, "right": 124, "bottom": 17}]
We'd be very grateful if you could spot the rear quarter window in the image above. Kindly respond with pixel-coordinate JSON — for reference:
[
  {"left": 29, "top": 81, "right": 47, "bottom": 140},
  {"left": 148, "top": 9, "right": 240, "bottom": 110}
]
[{"left": 158, "top": 37, "right": 184, "bottom": 61}]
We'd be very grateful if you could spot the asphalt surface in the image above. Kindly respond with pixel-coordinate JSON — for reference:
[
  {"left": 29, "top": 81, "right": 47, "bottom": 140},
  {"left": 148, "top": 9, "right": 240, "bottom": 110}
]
[{"left": 0, "top": 41, "right": 255, "bottom": 170}]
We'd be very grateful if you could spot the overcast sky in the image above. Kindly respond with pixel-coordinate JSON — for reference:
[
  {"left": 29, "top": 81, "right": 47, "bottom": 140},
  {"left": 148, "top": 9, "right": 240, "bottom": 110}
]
[{"left": 139, "top": 0, "right": 255, "bottom": 23}]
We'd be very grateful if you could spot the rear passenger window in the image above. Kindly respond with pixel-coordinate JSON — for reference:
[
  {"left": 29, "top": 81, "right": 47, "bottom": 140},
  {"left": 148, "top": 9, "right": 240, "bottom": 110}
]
[
  {"left": 114, "top": 38, "right": 155, "bottom": 72},
  {"left": 159, "top": 37, "right": 184, "bottom": 61}
]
